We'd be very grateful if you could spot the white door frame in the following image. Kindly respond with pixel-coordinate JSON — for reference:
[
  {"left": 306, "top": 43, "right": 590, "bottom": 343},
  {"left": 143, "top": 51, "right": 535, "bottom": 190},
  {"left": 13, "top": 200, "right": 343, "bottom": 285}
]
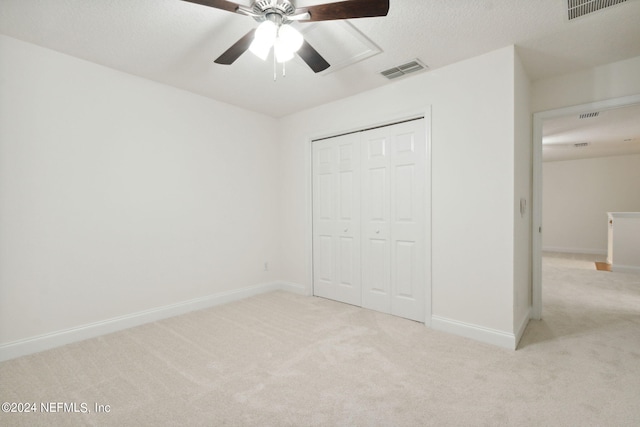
[
  {"left": 531, "top": 94, "right": 640, "bottom": 320},
  {"left": 308, "top": 108, "right": 433, "bottom": 325}
]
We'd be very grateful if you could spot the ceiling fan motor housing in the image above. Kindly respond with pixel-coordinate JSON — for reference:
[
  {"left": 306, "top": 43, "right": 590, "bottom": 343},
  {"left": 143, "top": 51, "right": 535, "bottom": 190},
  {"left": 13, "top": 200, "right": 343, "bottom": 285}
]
[{"left": 253, "top": 0, "right": 296, "bottom": 23}]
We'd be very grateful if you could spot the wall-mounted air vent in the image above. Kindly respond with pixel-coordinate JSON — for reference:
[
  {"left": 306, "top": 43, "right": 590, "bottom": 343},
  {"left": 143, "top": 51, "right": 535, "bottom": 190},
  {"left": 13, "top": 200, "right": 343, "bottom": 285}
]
[
  {"left": 574, "top": 142, "right": 590, "bottom": 148},
  {"left": 380, "top": 59, "right": 428, "bottom": 80},
  {"left": 579, "top": 112, "right": 600, "bottom": 119},
  {"left": 568, "top": 0, "right": 628, "bottom": 20}
]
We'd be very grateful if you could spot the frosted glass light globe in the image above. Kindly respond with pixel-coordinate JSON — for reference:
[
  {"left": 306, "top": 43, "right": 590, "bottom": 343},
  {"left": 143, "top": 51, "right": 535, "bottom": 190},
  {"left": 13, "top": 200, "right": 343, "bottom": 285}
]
[
  {"left": 255, "top": 20, "right": 277, "bottom": 45},
  {"left": 278, "top": 24, "right": 303, "bottom": 53},
  {"left": 274, "top": 38, "right": 294, "bottom": 63},
  {"left": 249, "top": 20, "right": 278, "bottom": 60}
]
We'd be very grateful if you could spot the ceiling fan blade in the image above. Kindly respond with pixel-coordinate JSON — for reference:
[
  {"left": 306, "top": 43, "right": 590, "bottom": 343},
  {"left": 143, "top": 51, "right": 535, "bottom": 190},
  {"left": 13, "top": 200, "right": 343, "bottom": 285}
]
[
  {"left": 295, "top": 0, "right": 389, "bottom": 22},
  {"left": 214, "top": 29, "right": 256, "bottom": 65},
  {"left": 298, "top": 40, "right": 330, "bottom": 73},
  {"left": 287, "top": 12, "right": 312, "bottom": 21},
  {"left": 181, "top": 0, "right": 242, "bottom": 14}
]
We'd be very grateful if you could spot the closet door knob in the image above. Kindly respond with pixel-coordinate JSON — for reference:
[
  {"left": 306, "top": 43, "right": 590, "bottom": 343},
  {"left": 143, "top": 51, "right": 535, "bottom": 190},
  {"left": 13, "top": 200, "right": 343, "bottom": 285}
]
[
  {"left": 376, "top": 230, "right": 380, "bottom": 234},
  {"left": 344, "top": 228, "right": 348, "bottom": 232}
]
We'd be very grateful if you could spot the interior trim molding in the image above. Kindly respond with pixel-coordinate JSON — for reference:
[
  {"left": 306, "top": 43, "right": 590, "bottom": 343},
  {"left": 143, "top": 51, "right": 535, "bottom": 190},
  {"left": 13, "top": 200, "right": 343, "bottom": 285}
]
[
  {"left": 542, "top": 246, "right": 607, "bottom": 255},
  {"left": 431, "top": 315, "right": 516, "bottom": 350},
  {"left": 0, "top": 282, "right": 306, "bottom": 362},
  {"left": 612, "top": 264, "right": 640, "bottom": 274},
  {"left": 516, "top": 307, "right": 532, "bottom": 348},
  {"left": 279, "top": 281, "right": 311, "bottom": 296}
]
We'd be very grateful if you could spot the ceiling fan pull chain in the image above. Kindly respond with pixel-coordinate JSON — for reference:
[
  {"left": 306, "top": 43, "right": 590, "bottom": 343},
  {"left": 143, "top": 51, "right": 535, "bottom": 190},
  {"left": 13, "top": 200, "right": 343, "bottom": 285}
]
[
  {"left": 273, "top": 50, "right": 277, "bottom": 81},
  {"left": 283, "top": 59, "right": 286, "bottom": 78}
]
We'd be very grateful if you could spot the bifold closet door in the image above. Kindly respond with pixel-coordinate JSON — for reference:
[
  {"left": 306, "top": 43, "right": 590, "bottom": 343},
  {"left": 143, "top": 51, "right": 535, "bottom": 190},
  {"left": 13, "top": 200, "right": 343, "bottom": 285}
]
[
  {"left": 361, "top": 119, "right": 426, "bottom": 322},
  {"left": 312, "top": 133, "right": 361, "bottom": 306},
  {"left": 312, "top": 118, "right": 426, "bottom": 322}
]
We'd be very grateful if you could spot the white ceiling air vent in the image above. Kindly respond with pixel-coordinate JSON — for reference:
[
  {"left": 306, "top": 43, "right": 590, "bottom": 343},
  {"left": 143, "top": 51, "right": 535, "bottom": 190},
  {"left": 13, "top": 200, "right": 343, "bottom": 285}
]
[
  {"left": 574, "top": 142, "right": 590, "bottom": 148},
  {"left": 380, "top": 59, "right": 428, "bottom": 80},
  {"left": 568, "top": 0, "right": 628, "bottom": 20},
  {"left": 579, "top": 112, "right": 600, "bottom": 119}
]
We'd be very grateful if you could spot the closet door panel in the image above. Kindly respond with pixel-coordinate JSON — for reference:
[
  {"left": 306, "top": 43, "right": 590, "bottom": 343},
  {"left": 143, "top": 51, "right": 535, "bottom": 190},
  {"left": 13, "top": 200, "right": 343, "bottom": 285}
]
[
  {"left": 361, "top": 128, "right": 391, "bottom": 314},
  {"left": 312, "top": 141, "right": 337, "bottom": 299},
  {"left": 335, "top": 135, "right": 361, "bottom": 305},
  {"left": 312, "top": 134, "right": 361, "bottom": 306},
  {"left": 389, "top": 121, "right": 426, "bottom": 321}
]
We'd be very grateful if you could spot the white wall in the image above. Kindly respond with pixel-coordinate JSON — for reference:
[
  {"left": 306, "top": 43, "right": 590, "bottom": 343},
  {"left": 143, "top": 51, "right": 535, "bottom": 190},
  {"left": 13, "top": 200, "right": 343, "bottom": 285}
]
[
  {"left": 543, "top": 154, "right": 640, "bottom": 254},
  {"left": 609, "top": 213, "right": 640, "bottom": 272},
  {"left": 532, "top": 56, "right": 640, "bottom": 113},
  {"left": 513, "top": 53, "right": 532, "bottom": 337},
  {"left": 280, "top": 46, "right": 529, "bottom": 346},
  {"left": 1, "top": 36, "right": 532, "bottom": 353},
  {"left": 0, "top": 35, "right": 281, "bottom": 347}
]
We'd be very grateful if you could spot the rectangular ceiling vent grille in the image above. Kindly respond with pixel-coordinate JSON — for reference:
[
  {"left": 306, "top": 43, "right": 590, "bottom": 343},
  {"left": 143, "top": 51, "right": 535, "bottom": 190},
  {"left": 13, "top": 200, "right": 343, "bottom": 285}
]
[
  {"left": 380, "top": 59, "right": 428, "bottom": 80},
  {"left": 579, "top": 112, "right": 600, "bottom": 119},
  {"left": 574, "top": 142, "right": 590, "bottom": 148},
  {"left": 567, "top": 0, "right": 628, "bottom": 20}
]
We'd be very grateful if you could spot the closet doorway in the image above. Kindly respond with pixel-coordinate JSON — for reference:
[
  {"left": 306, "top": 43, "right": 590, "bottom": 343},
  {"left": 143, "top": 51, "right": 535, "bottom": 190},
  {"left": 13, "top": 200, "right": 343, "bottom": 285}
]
[{"left": 312, "top": 117, "right": 430, "bottom": 322}]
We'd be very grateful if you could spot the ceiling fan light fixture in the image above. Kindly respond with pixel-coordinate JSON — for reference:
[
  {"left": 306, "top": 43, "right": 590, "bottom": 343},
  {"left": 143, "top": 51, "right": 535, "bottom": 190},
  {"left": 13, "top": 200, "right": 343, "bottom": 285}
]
[
  {"left": 256, "top": 20, "right": 278, "bottom": 43},
  {"left": 278, "top": 24, "right": 303, "bottom": 53},
  {"left": 249, "top": 39, "right": 271, "bottom": 60},
  {"left": 274, "top": 38, "right": 295, "bottom": 63},
  {"left": 249, "top": 20, "right": 277, "bottom": 60},
  {"left": 250, "top": 19, "right": 303, "bottom": 63}
]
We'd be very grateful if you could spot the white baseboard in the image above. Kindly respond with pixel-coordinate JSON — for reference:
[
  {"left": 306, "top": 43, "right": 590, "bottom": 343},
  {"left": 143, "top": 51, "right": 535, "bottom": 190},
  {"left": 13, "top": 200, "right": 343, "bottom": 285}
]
[
  {"left": 542, "top": 246, "right": 607, "bottom": 256},
  {"left": 0, "top": 282, "right": 301, "bottom": 362},
  {"left": 279, "top": 281, "right": 311, "bottom": 296},
  {"left": 431, "top": 315, "right": 517, "bottom": 350},
  {"left": 612, "top": 264, "right": 640, "bottom": 274}
]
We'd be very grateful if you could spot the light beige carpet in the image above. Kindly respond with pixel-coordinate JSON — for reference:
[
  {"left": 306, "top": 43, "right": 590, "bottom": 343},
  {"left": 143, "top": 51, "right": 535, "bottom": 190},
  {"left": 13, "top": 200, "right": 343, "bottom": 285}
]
[{"left": 1, "top": 253, "right": 640, "bottom": 426}]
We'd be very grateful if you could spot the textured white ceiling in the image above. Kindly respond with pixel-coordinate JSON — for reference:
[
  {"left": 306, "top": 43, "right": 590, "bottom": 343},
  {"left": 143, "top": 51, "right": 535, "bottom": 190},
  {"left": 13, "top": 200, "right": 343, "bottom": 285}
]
[
  {"left": 543, "top": 103, "right": 640, "bottom": 162},
  {"left": 1, "top": 0, "right": 640, "bottom": 117}
]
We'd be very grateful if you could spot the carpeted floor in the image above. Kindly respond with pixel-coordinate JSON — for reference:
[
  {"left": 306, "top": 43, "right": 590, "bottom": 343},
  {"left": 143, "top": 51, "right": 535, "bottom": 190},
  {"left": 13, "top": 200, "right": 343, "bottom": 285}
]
[{"left": 1, "top": 252, "right": 639, "bottom": 426}]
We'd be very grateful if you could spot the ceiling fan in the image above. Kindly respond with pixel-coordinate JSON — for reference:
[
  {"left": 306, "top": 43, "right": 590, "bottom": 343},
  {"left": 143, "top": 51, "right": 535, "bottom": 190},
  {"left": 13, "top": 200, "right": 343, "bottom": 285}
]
[{"left": 182, "top": 0, "right": 390, "bottom": 73}]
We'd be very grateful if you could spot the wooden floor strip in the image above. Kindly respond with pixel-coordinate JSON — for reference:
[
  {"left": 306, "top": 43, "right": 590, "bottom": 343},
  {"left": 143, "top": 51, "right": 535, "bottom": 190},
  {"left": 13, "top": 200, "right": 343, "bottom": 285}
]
[{"left": 595, "top": 262, "right": 612, "bottom": 272}]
